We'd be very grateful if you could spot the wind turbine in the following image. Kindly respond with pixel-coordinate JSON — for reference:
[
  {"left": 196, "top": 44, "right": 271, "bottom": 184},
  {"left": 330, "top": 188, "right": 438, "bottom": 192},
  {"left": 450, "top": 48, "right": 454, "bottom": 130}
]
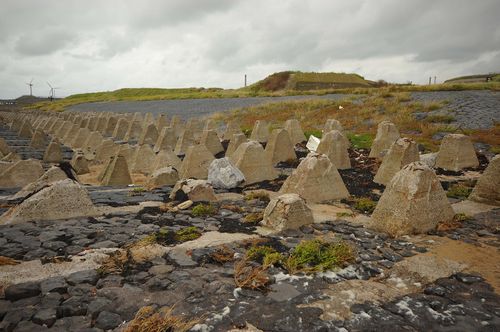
[
  {"left": 26, "top": 78, "right": 34, "bottom": 96},
  {"left": 47, "top": 82, "right": 61, "bottom": 100}
]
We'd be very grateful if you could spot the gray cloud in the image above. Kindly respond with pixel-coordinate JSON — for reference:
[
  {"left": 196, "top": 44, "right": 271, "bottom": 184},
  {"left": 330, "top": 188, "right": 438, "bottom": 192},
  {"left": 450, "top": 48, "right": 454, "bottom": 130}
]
[{"left": 1, "top": 0, "right": 499, "bottom": 98}]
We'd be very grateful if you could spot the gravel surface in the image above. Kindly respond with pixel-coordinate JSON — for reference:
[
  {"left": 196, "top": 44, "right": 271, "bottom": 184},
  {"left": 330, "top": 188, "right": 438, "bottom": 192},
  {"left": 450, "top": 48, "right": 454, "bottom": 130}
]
[
  {"left": 67, "top": 94, "right": 352, "bottom": 119},
  {"left": 411, "top": 90, "right": 500, "bottom": 129}
]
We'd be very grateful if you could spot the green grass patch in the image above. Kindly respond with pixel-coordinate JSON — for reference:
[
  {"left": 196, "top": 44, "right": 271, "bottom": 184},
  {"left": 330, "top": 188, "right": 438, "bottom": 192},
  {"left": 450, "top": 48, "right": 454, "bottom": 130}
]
[
  {"left": 139, "top": 226, "right": 202, "bottom": 245},
  {"left": 425, "top": 114, "right": 455, "bottom": 123},
  {"left": 347, "top": 132, "right": 373, "bottom": 149},
  {"left": 174, "top": 226, "right": 202, "bottom": 242},
  {"left": 244, "top": 191, "right": 270, "bottom": 202},
  {"left": 128, "top": 187, "right": 146, "bottom": 196},
  {"left": 446, "top": 184, "right": 473, "bottom": 199},
  {"left": 191, "top": 203, "right": 218, "bottom": 217},
  {"left": 284, "top": 239, "right": 355, "bottom": 274},
  {"left": 304, "top": 129, "right": 322, "bottom": 139},
  {"left": 336, "top": 211, "right": 355, "bottom": 218},
  {"left": 353, "top": 197, "right": 377, "bottom": 214}
]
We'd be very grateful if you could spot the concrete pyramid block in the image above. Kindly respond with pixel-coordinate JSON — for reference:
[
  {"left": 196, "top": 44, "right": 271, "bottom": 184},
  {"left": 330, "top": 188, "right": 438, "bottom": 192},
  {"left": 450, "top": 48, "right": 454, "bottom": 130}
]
[
  {"left": 96, "top": 116, "right": 108, "bottom": 133},
  {"left": 178, "top": 144, "right": 215, "bottom": 180},
  {"left": 106, "top": 116, "right": 118, "bottom": 136},
  {"left": 9, "top": 166, "right": 69, "bottom": 203},
  {"left": 71, "top": 128, "right": 91, "bottom": 149},
  {"left": 83, "top": 131, "right": 104, "bottom": 151},
  {"left": 124, "top": 120, "right": 143, "bottom": 142},
  {"left": 284, "top": 119, "right": 306, "bottom": 145},
  {"left": 55, "top": 121, "right": 72, "bottom": 139},
  {"left": 174, "top": 129, "right": 195, "bottom": 155},
  {"left": 264, "top": 129, "right": 297, "bottom": 165},
  {"left": 95, "top": 139, "right": 120, "bottom": 164},
  {"left": 229, "top": 141, "right": 278, "bottom": 185},
  {"left": 316, "top": 130, "right": 351, "bottom": 169},
  {"left": 117, "top": 144, "right": 135, "bottom": 165},
  {"left": 170, "top": 115, "right": 183, "bottom": 137},
  {"left": 138, "top": 123, "right": 159, "bottom": 146},
  {"left": 0, "top": 159, "right": 44, "bottom": 188},
  {"left": 100, "top": 155, "right": 133, "bottom": 186},
  {"left": 262, "top": 193, "right": 314, "bottom": 231},
  {"left": 62, "top": 123, "right": 81, "bottom": 143},
  {"left": 43, "top": 140, "right": 63, "bottom": 163},
  {"left": 30, "top": 129, "right": 50, "bottom": 149},
  {"left": 153, "top": 149, "right": 182, "bottom": 171},
  {"left": 200, "top": 130, "right": 224, "bottom": 156},
  {"left": 156, "top": 114, "right": 168, "bottom": 131},
  {"left": 18, "top": 121, "right": 33, "bottom": 139},
  {"left": 435, "top": 134, "right": 479, "bottom": 171},
  {"left": 147, "top": 166, "right": 179, "bottom": 188},
  {"left": 369, "top": 121, "right": 400, "bottom": 159},
  {"left": 154, "top": 127, "right": 177, "bottom": 152},
  {"left": 87, "top": 117, "right": 98, "bottom": 131},
  {"left": 374, "top": 138, "right": 420, "bottom": 185},
  {"left": 250, "top": 120, "right": 270, "bottom": 143},
  {"left": 469, "top": 155, "right": 500, "bottom": 206},
  {"left": 222, "top": 121, "right": 242, "bottom": 141},
  {"left": 280, "top": 152, "right": 349, "bottom": 202},
  {"left": 226, "top": 133, "right": 247, "bottom": 158},
  {"left": 113, "top": 118, "right": 129, "bottom": 140},
  {"left": 2, "top": 179, "right": 98, "bottom": 224},
  {"left": 131, "top": 144, "right": 156, "bottom": 174},
  {"left": 71, "top": 152, "right": 90, "bottom": 175},
  {"left": 203, "top": 119, "right": 217, "bottom": 131},
  {"left": 372, "top": 162, "right": 454, "bottom": 237},
  {"left": 323, "top": 119, "right": 343, "bottom": 134},
  {"left": 0, "top": 138, "right": 11, "bottom": 155}
]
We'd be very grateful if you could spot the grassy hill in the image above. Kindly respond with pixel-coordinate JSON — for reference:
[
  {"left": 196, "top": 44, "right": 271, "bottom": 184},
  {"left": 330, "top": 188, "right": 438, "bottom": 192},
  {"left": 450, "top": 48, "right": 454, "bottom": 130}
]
[
  {"left": 445, "top": 73, "right": 500, "bottom": 84},
  {"left": 249, "top": 71, "right": 373, "bottom": 92}
]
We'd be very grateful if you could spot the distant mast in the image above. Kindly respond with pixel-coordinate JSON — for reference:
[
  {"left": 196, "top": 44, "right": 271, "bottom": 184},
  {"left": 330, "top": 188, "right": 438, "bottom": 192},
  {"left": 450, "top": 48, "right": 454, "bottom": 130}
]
[{"left": 244, "top": 74, "right": 247, "bottom": 87}]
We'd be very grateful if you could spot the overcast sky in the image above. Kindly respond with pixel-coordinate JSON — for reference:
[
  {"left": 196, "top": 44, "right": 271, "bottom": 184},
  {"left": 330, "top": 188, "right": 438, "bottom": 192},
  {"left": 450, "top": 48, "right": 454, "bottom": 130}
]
[{"left": 1, "top": 0, "right": 499, "bottom": 98}]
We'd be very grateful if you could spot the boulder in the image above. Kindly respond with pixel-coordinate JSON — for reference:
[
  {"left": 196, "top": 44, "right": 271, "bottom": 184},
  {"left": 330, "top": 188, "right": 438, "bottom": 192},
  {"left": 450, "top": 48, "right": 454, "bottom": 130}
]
[
  {"left": 369, "top": 121, "right": 400, "bottom": 159},
  {"left": 207, "top": 157, "right": 245, "bottom": 189},
  {"left": 2, "top": 179, "right": 98, "bottom": 224},
  {"left": 138, "top": 124, "right": 159, "bottom": 146},
  {"left": 371, "top": 162, "right": 454, "bottom": 237},
  {"left": 153, "top": 149, "right": 182, "bottom": 170},
  {"left": 154, "top": 127, "right": 176, "bottom": 152},
  {"left": 469, "top": 155, "right": 500, "bottom": 205},
  {"left": 178, "top": 144, "right": 215, "bottom": 179},
  {"left": 229, "top": 141, "right": 278, "bottom": 185},
  {"left": 250, "top": 120, "right": 270, "bottom": 143},
  {"left": 264, "top": 129, "right": 297, "bottom": 165},
  {"left": 200, "top": 130, "right": 224, "bottom": 155},
  {"left": 262, "top": 194, "right": 314, "bottom": 231},
  {"left": 306, "top": 135, "right": 320, "bottom": 152},
  {"left": 374, "top": 138, "right": 420, "bottom": 185},
  {"left": 280, "top": 152, "right": 349, "bottom": 202},
  {"left": 43, "top": 141, "right": 63, "bottom": 163},
  {"left": 147, "top": 166, "right": 179, "bottom": 188},
  {"left": 100, "top": 155, "right": 133, "bottom": 186},
  {"left": 169, "top": 179, "right": 217, "bottom": 202},
  {"left": 226, "top": 133, "right": 247, "bottom": 158},
  {"left": 284, "top": 119, "right": 306, "bottom": 145},
  {"left": 0, "top": 159, "right": 44, "bottom": 188},
  {"left": 323, "top": 119, "right": 343, "bottom": 134},
  {"left": 435, "top": 134, "right": 479, "bottom": 171},
  {"left": 316, "top": 130, "right": 351, "bottom": 169}
]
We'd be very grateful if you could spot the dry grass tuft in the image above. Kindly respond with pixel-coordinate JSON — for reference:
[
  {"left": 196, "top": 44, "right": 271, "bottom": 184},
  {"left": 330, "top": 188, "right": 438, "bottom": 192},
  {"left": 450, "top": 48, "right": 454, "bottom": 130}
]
[
  {"left": 210, "top": 245, "right": 235, "bottom": 264},
  {"left": 234, "top": 259, "right": 270, "bottom": 290},
  {"left": 125, "top": 305, "right": 198, "bottom": 332},
  {"left": 0, "top": 256, "right": 19, "bottom": 266}
]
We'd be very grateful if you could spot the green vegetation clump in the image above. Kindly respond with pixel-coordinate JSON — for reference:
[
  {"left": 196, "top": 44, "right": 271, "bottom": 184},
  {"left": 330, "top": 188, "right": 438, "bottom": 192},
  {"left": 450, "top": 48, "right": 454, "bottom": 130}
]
[
  {"left": 174, "top": 227, "right": 202, "bottom": 242},
  {"left": 453, "top": 213, "right": 473, "bottom": 222},
  {"left": 191, "top": 203, "right": 218, "bottom": 217},
  {"left": 347, "top": 133, "right": 373, "bottom": 149},
  {"left": 128, "top": 187, "right": 146, "bottom": 196},
  {"left": 446, "top": 184, "right": 473, "bottom": 199},
  {"left": 244, "top": 191, "right": 270, "bottom": 202},
  {"left": 337, "top": 211, "right": 355, "bottom": 218},
  {"left": 243, "top": 212, "right": 264, "bottom": 224},
  {"left": 284, "top": 239, "right": 355, "bottom": 274},
  {"left": 304, "top": 129, "right": 322, "bottom": 139},
  {"left": 353, "top": 197, "right": 377, "bottom": 214},
  {"left": 425, "top": 114, "right": 455, "bottom": 123},
  {"left": 247, "top": 246, "right": 279, "bottom": 263}
]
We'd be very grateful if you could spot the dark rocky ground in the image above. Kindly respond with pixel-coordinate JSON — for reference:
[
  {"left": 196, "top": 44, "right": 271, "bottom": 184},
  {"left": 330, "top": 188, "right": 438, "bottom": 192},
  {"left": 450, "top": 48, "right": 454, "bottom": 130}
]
[{"left": 411, "top": 90, "right": 500, "bottom": 129}]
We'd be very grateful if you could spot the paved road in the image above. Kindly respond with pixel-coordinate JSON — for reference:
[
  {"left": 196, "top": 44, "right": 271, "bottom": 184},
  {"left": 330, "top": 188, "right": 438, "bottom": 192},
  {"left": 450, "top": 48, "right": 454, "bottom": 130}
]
[
  {"left": 68, "top": 90, "right": 500, "bottom": 129},
  {"left": 67, "top": 94, "right": 351, "bottom": 120}
]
